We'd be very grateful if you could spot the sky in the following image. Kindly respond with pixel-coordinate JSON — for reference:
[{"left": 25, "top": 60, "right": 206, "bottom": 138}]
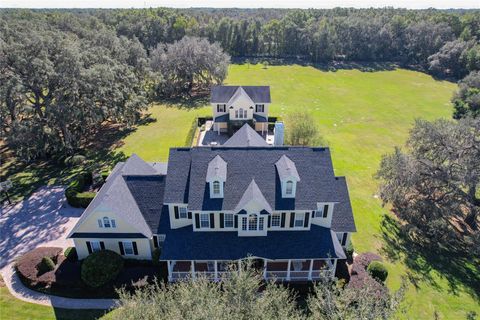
[{"left": 1, "top": 0, "right": 479, "bottom": 9}]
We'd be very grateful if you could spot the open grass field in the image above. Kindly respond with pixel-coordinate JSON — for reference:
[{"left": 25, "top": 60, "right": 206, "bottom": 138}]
[
  {"left": 2, "top": 64, "right": 478, "bottom": 319},
  {"left": 117, "top": 64, "right": 479, "bottom": 319}
]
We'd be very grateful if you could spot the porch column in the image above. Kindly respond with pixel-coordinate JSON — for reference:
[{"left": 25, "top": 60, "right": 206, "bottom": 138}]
[
  {"left": 308, "top": 259, "right": 314, "bottom": 280},
  {"left": 238, "top": 260, "right": 242, "bottom": 273},
  {"left": 214, "top": 260, "right": 218, "bottom": 281},
  {"left": 263, "top": 259, "right": 267, "bottom": 280},
  {"left": 331, "top": 259, "right": 337, "bottom": 278},
  {"left": 191, "top": 261, "right": 196, "bottom": 279},
  {"left": 167, "top": 260, "right": 172, "bottom": 281},
  {"left": 286, "top": 259, "right": 291, "bottom": 281}
]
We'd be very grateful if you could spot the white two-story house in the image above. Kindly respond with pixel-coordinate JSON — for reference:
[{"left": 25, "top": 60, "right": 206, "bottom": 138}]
[
  {"left": 68, "top": 88, "right": 356, "bottom": 283},
  {"left": 211, "top": 86, "right": 270, "bottom": 135}
]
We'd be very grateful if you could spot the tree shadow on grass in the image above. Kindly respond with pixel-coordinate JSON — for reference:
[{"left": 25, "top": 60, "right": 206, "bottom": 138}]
[
  {"left": 53, "top": 308, "right": 109, "bottom": 320},
  {"left": 379, "top": 214, "right": 480, "bottom": 301},
  {"left": 161, "top": 94, "right": 210, "bottom": 110}
]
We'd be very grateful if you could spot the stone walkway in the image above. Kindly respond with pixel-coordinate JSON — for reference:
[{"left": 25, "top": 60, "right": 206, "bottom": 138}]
[{"left": 0, "top": 186, "right": 117, "bottom": 309}]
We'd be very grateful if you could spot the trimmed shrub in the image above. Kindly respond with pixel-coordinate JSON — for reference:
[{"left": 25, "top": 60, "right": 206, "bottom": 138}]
[
  {"left": 367, "top": 261, "right": 389, "bottom": 282},
  {"left": 65, "top": 171, "right": 95, "bottom": 208},
  {"left": 38, "top": 257, "right": 56, "bottom": 275},
  {"left": 81, "top": 250, "right": 124, "bottom": 288},
  {"left": 64, "top": 247, "right": 78, "bottom": 262},
  {"left": 354, "top": 252, "right": 382, "bottom": 269}
]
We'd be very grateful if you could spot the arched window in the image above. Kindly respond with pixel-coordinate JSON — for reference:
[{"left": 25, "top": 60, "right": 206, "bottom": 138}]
[
  {"left": 238, "top": 108, "right": 244, "bottom": 119},
  {"left": 248, "top": 214, "right": 258, "bottom": 231},
  {"left": 103, "top": 217, "right": 111, "bottom": 228},
  {"left": 213, "top": 181, "right": 221, "bottom": 194},
  {"left": 286, "top": 181, "right": 293, "bottom": 195}
]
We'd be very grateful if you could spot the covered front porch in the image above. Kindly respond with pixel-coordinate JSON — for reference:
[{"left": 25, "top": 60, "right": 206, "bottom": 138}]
[{"left": 166, "top": 258, "right": 337, "bottom": 282}]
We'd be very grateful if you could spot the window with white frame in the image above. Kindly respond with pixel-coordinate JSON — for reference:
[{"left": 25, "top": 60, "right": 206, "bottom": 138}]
[
  {"left": 200, "top": 213, "right": 210, "bottom": 228},
  {"left": 224, "top": 213, "right": 234, "bottom": 228},
  {"left": 286, "top": 181, "right": 293, "bottom": 195},
  {"left": 259, "top": 217, "right": 264, "bottom": 230},
  {"left": 242, "top": 217, "right": 248, "bottom": 231},
  {"left": 217, "top": 104, "right": 226, "bottom": 112},
  {"left": 239, "top": 108, "right": 245, "bottom": 118},
  {"left": 179, "top": 207, "right": 188, "bottom": 219},
  {"left": 271, "top": 213, "right": 281, "bottom": 228},
  {"left": 123, "top": 241, "right": 134, "bottom": 256},
  {"left": 255, "top": 104, "right": 264, "bottom": 112},
  {"left": 315, "top": 204, "right": 329, "bottom": 218},
  {"left": 294, "top": 212, "right": 304, "bottom": 227},
  {"left": 98, "top": 217, "right": 116, "bottom": 228},
  {"left": 213, "top": 181, "right": 221, "bottom": 195},
  {"left": 91, "top": 241, "right": 102, "bottom": 252}
]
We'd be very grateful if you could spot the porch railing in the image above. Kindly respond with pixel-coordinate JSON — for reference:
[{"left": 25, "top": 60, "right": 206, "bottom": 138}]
[{"left": 171, "top": 269, "right": 333, "bottom": 282}]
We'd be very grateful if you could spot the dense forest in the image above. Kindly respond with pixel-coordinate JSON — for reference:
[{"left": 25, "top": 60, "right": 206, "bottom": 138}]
[{"left": 1, "top": 8, "right": 479, "bottom": 160}]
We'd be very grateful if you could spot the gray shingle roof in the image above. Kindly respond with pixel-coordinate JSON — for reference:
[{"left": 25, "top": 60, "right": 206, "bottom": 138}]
[
  {"left": 253, "top": 114, "right": 267, "bottom": 122},
  {"left": 330, "top": 177, "right": 356, "bottom": 232},
  {"left": 215, "top": 114, "right": 229, "bottom": 122},
  {"left": 275, "top": 155, "right": 300, "bottom": 181},
  {"left": 206, "top": 155, "right": 227, "bottom": 181},
  {"left": 211, "top": 86, "right": 271, "bottom": 103},
  {"left": 234, "top": 179, "right": 273, "bottom": 212},
  {"left": 68, "top": 155, "right": 162, "bottom": 239},
  {"left": 223, "top": 124, "right": 269, "bottom": 147}
]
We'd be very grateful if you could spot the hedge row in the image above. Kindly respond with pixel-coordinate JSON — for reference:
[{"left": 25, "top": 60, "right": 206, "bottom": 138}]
[{"left": 65, "top": 171, "right": 95, "bottom": 208}]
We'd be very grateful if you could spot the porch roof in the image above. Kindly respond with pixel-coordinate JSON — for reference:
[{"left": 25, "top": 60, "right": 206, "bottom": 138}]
[{"left": 159, "top": 214, "right": 345, "bottom": 261}]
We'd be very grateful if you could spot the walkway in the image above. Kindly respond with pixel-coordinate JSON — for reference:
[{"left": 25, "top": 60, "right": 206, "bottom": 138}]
[{"left": 0, "top": 186, "right": 117, "bottom": 309}]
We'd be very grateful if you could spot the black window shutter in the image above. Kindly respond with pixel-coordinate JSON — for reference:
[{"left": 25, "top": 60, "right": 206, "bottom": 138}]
[
  {"left": 342, "top": 233, "right": 348, "bottom": 246},
  {"left": 86, "top": 241, "right": 92, "bottom": 254},
  {"left": 268, "top": 215, "right": 271, "bottom": 228},
  {"left": 210, "top": 213, "right": 215, "bottom": 228},
  {"left": 100, "top": 241, "right": 105, "bottom": 250},
  {"left": 133, "top": 242, "right": 138, "bottom": 255},
  {"left": 153, "top": 236, "right": 158, "bottom": 248},
  {"left": 220, "top": 213, "right": 224, "bottom": 228},
  {"left": 304, "top": 212, "right": 310, "bottom": 227},
  {"left": 234, "top": 215, "right": 238, "bottom": 228},
  {"left": 174, "top": 206, "right": 179, "bottom": 219},
  {"left": 188, "top": 211, "right": 192, "bottom": 219},
  {"left": 323, "top": 205, "right": 329, "bottom": 218},
  {"left": 118, "top": 242, "right": 125, "bottom": 255},
  {"left": 281, "top": 212, "right": 286, "bottom": 228},
  {"left": 290, "top": 212, "right": 295, "bottom": 228},
  {"left": 312, "top": 210, "right": 315, "bottom": 218},
  {"left": 195, "top": 214, "right": 200, "bottom": 229}
]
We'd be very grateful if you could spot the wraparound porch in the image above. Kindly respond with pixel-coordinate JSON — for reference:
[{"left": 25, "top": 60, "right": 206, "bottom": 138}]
[{"left": 166, "top": 258, "right": 337, "bottom": 282}]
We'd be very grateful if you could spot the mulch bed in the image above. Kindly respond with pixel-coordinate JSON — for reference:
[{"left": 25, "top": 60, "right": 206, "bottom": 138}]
[{"left": 16, "top": 247, "right": 164, "bottom": 299}]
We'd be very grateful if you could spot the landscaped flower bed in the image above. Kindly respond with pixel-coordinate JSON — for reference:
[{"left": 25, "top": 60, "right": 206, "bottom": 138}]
[{"left": 15, "top": 247, "right": 167, "bottom": 299}]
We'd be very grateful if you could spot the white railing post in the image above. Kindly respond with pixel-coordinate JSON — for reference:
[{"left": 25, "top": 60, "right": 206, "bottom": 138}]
[
  {"left": 331, "top": 259, "right": 337, "bottom": 278},
  {"left": 286, "top": 259, "right": 291, "bottom": 281},
  {"left": 191, "top": 261, "right": 196, "bottom": 279},
  {"left": 263, "top": 259, "right": 267, "bottom": 280},
  {"left": 167, "top": 260, "right": 172, "bottom": 282},
  {"left": 238, "top": 260, "right": 242, "bottom": 273},
  {"left": 214, "top": 260, "right": 218, "bottom": 281},
  {"left": 308, "top": 259, "right": 314, "bottom": 280}
]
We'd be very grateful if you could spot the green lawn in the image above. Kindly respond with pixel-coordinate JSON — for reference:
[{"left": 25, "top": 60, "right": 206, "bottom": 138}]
[
  {"left": 117, "top": 64, "right": 479, "bottom": 319},
  {"left": 0, "top": 285, "right": 107, "bottom": 320}
]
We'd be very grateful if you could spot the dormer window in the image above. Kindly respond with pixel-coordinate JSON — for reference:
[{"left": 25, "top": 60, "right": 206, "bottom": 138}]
[
  {"left": 286, "top": 181, "right": 293, "bottom": 195},
  {"left": 207, "top": 155, "right": 227, "bottom": 198},
  {"left": 213, "top": 181, "right": 221, "bottom": 195},
  {"left": 275, "top": 155, "right": 300, "bottom": 198},
  {"left": 98, "top": 217, "right": 116, "bottom": 228}
]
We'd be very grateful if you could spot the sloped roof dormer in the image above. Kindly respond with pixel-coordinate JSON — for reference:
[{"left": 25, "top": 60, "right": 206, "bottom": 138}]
[
  {"left": 206, "top": 155, "right": 227, "bottom": 182},
  {"left": 275, "top": 155, "right": 300, "bottom": 181},
  {"left": 223, "top": 124, "right": 269, "bottom": 147},
  {"left": 234, "top": 179, "right": 272, "bottom": 213}
]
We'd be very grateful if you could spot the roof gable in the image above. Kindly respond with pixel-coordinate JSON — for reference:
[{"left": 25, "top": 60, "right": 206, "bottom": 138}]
[
  {"left": 223, "top": 124, "right": 269, "bottom": 147},
  {"left": 234, "top": 179, "right": 273, "bottom": 213},
  {"left": 206, "top": 155, "right": 227, "bottom": 181},
  {"left": 122, "top": 153, "right": 158, "bottom": 176},
  {"left": 211, "top": 86, "right": 271, "bottom": 103}
]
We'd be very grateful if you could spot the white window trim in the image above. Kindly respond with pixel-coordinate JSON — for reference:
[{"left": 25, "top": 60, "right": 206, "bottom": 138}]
[
  {"left": 285, "top": 181, "right": 293, "bottom": 195},
  {"left": 91, "top": 241, "right": 101, "bottom": 252},
  {"left": 294, "top": 212, "right": 305, "bottom": 228},
  {"left": 224, "top": 213, "right": 234, "bottom": 228},
  {"left": 122, "top": 241, "right": 135, "bottom": 256},
  {"left": 179, "top": 207, "right": 188, "bottom": 219},
  {"left": 98, "top": 217, "right": 116, "bottom": 229},
  {"left": 213, "top": 181, "right": 221, "bottom": 195},
  {"left": 200, "top": 213, "right": 210, "bottom": 229},
  {"left": 271, "top": 213, "right": 281, "bottom": 228}
]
